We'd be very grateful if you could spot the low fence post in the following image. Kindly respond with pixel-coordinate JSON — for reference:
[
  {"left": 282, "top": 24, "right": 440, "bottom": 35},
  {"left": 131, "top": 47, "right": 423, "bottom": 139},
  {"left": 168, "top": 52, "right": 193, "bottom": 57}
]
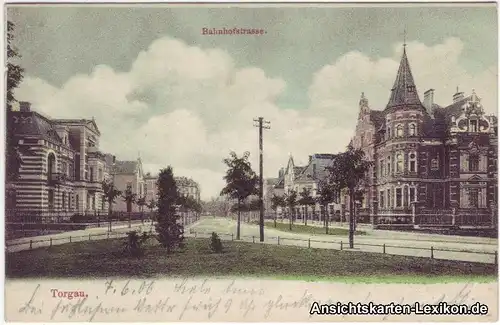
[
  {"left": 383, "top": 244, "right": 386, "bottom": 254},
  {"left": 89, "top": 234, "right": 91, "bottom": 241},
  {"left": 29, "top": 240, "right": 32, "bottom": 250},
  {"left": 231, "top": 233, "right": 234, "bottom": 241},
  {"left": 277, "top": 236, "right": 280, "bottom": 245},
  {"left": 107, "top": 232, "right": 109, "bottom": 239},
  {"left": 194, "top": 231, "right": 197, "bottom": 238},
  {"left": 252, "top": 236, "right": 255, "bottom": 243},
  {"left": 431, "top": 246, "right": 434, "bottom": 259},
  {"left": 70, "top": 236, "right": 72, "bottom": 243},
  {"left": 308, "top": 238, "right": 311, "bottom": 248},
  {"left": 340, "top": 241, "right": 343, "bottom": 251},
  {"left": 494, "top": 251, "right": 498, "bottom": 265},
  {"left": 50, "top": 238, "right": 52, "bottom": 247}
]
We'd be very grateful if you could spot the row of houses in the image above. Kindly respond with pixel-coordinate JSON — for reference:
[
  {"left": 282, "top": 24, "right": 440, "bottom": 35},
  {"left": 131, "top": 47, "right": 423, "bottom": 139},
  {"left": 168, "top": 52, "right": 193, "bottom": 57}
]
[
  {"left": 6, "top": 102, "right": 200, "bottom": 222},
  {"left": 265, "top": 45, "right": 498, "bottom": 228}
]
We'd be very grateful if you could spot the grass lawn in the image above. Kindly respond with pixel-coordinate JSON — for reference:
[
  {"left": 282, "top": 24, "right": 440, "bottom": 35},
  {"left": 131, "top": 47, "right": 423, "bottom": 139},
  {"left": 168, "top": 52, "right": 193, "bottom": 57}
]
[
  {"left": 6, "top": 237, "right": 496, "bottom": 282},
  {"left": 260, "top": 220, "right": 366, "bottom": 236}
]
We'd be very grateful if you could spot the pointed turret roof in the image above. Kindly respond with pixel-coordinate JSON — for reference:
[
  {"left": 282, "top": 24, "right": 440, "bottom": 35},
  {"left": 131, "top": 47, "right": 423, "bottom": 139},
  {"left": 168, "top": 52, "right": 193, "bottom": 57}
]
[{"left": 385, "top": 47, "right": 422, "bottom": 110}]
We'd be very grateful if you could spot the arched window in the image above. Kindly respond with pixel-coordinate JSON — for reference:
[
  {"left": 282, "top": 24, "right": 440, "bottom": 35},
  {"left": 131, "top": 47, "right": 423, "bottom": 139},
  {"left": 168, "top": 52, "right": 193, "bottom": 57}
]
[
  {"left": 409, "top": 123, "right": 416, "bottom": 136},
  {"left": 396, "top": 124, "right": 404, "bottom": 137},
  {"left": 75, "top": 194, "right": 79, "bottom": 213},
  {"left": 409, "top": 151, "right": 417, "bottom": 173},
  {"left": 47, "top": 153, "right": 56, "bottom": 183},
  {"left": 396, "top": 152, "right": 404, "bottom": 172},
  {"left": 387, "top": 126, "right": 391, "bottom": 139}
]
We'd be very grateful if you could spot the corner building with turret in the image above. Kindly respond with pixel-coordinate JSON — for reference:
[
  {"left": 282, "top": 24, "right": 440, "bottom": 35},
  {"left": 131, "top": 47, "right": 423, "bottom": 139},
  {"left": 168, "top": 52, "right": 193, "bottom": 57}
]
[{"left": 350, "top": 46, "right": 497, "bottom": 229}]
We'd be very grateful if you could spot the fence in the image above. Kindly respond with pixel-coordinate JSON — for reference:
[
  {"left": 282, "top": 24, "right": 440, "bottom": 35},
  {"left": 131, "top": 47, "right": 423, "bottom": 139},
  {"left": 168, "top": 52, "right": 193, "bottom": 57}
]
[{"left": 188, "top": 229, "right": 498, "bottom": 265}]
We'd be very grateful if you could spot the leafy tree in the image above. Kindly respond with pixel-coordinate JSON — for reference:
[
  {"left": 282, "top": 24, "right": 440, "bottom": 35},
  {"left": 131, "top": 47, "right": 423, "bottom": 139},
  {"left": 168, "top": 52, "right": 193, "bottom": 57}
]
[
  {"left": 124, "top": 230, "right": 150, "bottom": 257},
  {"left": 102, "top": 180, "right": 122, "bottom": 231},
  {"left": 270, "top": 194, "right": 285, "bottom": 228},
  {"left": 147, "top": 198, "right": 157, "bottom": 225},
  {"left": 136, "top": 196, "right": 147, "bottom": 223},
  {"left": 155, "top": 167, "right": 184, "bottom": 253},
  {"left": 316, "top": 181, "right": 338, "bottom": 234},
  {"left": 298, "top": 187, "right": 315, "bottom": 226},
  {"left": 6, "top": 21, "right": 25, "bottom": 210},
  {"left": 122, "top": 184, "right": 137, "bottom": 228},
  {"left": 284, "top": 190, "right": 298, "bottom": 231},
  {"left": 326, "top": 145, "right": 373, "bottom": 248},
  {"left": 220, "top": 151, "right": 258, "bottom": 240}
]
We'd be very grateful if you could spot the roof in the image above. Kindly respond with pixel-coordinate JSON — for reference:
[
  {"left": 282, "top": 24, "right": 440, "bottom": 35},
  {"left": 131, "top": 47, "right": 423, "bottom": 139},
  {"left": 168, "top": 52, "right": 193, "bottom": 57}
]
[
  {"left": 10, "top": 111, "right": 66, "bottom": 146},
  {"left": 175, "top": 176, "right": 199, "bottom": 187},
  {"left": 369, "top": 110, "right": 385, "bottom": 130},
  {"left": 53, "top": 118, "right": 101, "bottom": 136},
  {"left": 112, "top": 160, "right": 138, "bottom": 174},
  {"left": 293, "top": 166, "right": 305, "bottom": 175},
  {"left": 295, "top": 154, "right": 335, "bottom": 183},
  {"left": 385, "top": 47, "right": 423, "bottom": 110}
]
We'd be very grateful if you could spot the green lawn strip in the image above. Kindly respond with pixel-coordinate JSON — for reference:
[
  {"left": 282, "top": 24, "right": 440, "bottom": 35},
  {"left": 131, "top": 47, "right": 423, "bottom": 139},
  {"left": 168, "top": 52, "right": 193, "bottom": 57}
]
[
  {"left": 6, "top": 238, "right": 496, "bottom": 280},
  {"left": 253, "top": 220, "right": 366, "bottom": 236}
]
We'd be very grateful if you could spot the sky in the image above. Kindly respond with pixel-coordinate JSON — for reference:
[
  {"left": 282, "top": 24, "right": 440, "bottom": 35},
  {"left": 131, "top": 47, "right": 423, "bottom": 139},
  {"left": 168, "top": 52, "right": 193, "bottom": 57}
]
[{"left": 7, "top": 4, "right": 498, "bottom": 200}]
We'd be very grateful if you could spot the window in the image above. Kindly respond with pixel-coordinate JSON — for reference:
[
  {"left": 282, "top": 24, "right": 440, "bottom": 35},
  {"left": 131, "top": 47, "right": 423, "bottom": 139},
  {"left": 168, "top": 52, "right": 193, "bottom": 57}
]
[
  {"left": 396, "top": 124, "right": 404, "bottom": 137},
  {"left": 407, "top": 85, "right": 415, "bottom": 93},
  {"left": 468, "top": 189, "right": 479, "bottom": 208},
  {"left": 409, "top": 123, "right": 416, "bottom": 136},
  {"left": 90, "top": 167, "right": 94, "bottom": 182},
  {"left": 409, "top": 152, "right": 417, "bottom": 173},
  {"left": 92, "top": 195, "right": 96, "bottom": 210},
  {"left": 431, "top": 157, "right": 439, "bottom": 171},
  {"left": 409, "top": 187, "right": 416, "bottom": 204},
  {"left": 98, "top": 168, "right": 103, "bottom": 182},
  {"left": 48, "top": 190, "right": 54, "bottom": 211},
  {"left": 62, "top": 193, "right": 66, "bottom": 211},
  {"left": 47, "top": 153, "right": 56, "bottom": 183},
  {"left": 396, "top": 188, "right": 402, "bottom": 207},
  {"left": 396, "top": 153, "right": 404, "bottom": 173},
  {"left": 387, "top": 155, "right": 391, "bottom": 175},
  {"left": 469, "top": 120, "right": 478, "bottom": 132},
  {"left": 387, "top": 189, "right": 391, "bottom": 208},
  {"left": 75, "top": 195, "right": 79, "bottom": 212},
  {"left": 379, "top": 159, "right": 384, "bottom": 177},
  {"left": 379, "top": 191, "right": 384, "bottom": 208},
  {"left": 469, "top": 155, "right": 479, "bottom": 172},
  {"left": 387, "top": 127, "right": 391, "bottom": 139}
]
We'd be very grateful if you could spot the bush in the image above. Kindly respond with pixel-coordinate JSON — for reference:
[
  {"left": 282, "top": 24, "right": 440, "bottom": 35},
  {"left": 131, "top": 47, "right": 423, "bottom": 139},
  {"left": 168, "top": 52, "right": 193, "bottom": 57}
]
[
  {"left": 209, "top": 232, "right": 223, "bottom": 253},
  {"left": 124, "top": 231, "right": 150, "bottom": 257}
]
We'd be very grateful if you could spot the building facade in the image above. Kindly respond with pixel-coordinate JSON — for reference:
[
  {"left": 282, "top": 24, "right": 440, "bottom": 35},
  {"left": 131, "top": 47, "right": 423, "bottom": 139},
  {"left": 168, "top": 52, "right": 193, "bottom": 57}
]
[
  {"left": 8, "top": 102, "right": 109, "bottom": 221},
  {"left": 350, "top": 45, "right": 498, "bottom": 227},
  {"left": 111, "top": 158, "right": 145, "bottom": 213}
]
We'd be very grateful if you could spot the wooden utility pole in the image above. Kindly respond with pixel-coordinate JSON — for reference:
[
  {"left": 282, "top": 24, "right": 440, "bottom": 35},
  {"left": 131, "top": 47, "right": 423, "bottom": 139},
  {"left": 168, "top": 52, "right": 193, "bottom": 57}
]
[{"left": 254, "top": 117, "right": 270, "bottom": 242}]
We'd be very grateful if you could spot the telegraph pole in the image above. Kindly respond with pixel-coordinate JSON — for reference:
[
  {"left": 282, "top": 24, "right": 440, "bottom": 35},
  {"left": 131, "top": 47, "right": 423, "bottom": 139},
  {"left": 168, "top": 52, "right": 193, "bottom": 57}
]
[{"left": 254, "top": 117, "right": 270, "bottom": 242}]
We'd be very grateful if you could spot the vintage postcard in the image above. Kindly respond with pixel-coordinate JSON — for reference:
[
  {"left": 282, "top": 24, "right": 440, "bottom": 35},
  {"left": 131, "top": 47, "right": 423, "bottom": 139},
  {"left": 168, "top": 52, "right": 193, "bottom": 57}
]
[{"left": 3, "top": 1, "right": 499, "bottom": 322}]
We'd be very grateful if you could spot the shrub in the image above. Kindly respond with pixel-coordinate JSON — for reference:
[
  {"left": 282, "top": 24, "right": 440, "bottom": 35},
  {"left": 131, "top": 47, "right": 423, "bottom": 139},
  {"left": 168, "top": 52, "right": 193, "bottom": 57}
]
[
  {"left": 210, "top": 232, "right": 223, "bottom": 253},
  {"left": 124, "top": 230, "right": 150, "bottom": 257}
]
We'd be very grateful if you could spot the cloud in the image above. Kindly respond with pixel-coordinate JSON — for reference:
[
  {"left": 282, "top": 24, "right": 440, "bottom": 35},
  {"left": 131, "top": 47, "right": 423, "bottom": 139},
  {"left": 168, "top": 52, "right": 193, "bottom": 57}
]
[{"left": 15, "top": 36, "right": 497, "bottom": 199}]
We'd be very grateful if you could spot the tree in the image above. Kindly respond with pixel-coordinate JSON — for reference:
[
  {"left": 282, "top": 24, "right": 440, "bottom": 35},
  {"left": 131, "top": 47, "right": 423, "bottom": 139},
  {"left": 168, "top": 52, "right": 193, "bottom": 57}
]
[
  {"left": 326, "top": 145, "right": 373, "bottom": 248},
  {"left": 270, "top": 194, "right": 285, "bottom": 228},
  {"left": 155, "top": 167, "right": 184, "bottom": 253},
  {"left": 220, "top": 151, "right": 258, "bottom": 240},
  {"left": 122, "top": 184, "right": 137, "bottom": 228},
  {"left": 316, "top": 181, "right": 338, "bottom": 234},
  {"left": 284, "top": 190, "right": 298, "bottom": 231},
  {"left": 102, "top": 180, "right": 122, "bottom": 231},
  {"left": 298, "top": 187, "right": 315, "bottom": 226},
  {"left": 6, "top": 21, "right": 25, "bottom": 211},
  {"left": 136, "top": 196, "right": 147, "bottom": 224},
  {"left": 147, "top": 198, "right": 157, "bottom": 225}
]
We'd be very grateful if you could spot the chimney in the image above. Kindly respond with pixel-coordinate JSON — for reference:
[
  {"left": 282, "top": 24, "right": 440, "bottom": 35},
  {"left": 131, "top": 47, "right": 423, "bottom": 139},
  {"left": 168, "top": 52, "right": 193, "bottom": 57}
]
[
  {"left": 19, "top": 101, "right": 31, "bottom": 112},
  {"left": 423, "top": 89, "right": 434, "bottom": 111},
  {"left": 453, "top": 87, "right": 465, "bottom": 103}
]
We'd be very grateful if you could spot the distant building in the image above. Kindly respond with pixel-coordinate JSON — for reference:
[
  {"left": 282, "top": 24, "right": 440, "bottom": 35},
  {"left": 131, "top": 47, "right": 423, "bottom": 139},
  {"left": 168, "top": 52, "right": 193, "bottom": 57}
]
[
  {"left": 139, "top": 174, "right": 201, "bottom": 205},
  {"left": 111, "top": 158, "right": 145, "bottom": 213}
]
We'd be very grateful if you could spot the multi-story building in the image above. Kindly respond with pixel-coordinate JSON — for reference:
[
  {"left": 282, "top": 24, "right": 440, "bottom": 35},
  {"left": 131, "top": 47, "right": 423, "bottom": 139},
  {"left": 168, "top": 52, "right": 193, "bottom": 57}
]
[
  {"left": 272, "top": 153, "right": 340, "bottom": 220},
  {"left": 350, "top": 44, "right": 498, "bottom": 228},
  {"left": 143, "top": 172, "right": 158, "bottom": 205},
  {"left": 111, "top": 158, "right": 145, "bottom": 212},
  {"left": 8, "top": 102, "right": 108, "bottom": 221},
  {"left": 139, "top": 173, "right": 201, "bottom": 205}
]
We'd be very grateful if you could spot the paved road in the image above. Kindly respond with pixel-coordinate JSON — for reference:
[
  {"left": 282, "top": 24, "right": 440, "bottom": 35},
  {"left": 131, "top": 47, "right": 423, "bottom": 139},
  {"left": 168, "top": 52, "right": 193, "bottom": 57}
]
[
  {"left": 6, "top": 220, "right": 199, "bottom": 253},
  {"left": 189, "top": 217, "right": 498, "bottom": 264}
]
